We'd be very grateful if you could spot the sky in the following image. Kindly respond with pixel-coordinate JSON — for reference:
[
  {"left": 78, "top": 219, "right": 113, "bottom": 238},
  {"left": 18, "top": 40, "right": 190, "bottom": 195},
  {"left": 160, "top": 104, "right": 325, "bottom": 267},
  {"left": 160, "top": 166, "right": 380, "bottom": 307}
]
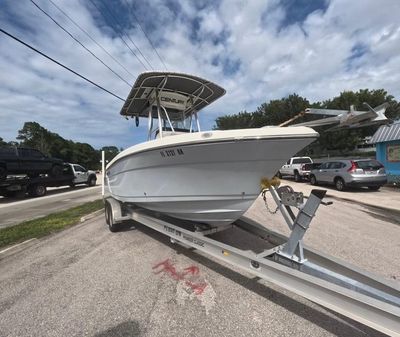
[{"left": 0, "top": 0, "right": 400, "bottom": 149}]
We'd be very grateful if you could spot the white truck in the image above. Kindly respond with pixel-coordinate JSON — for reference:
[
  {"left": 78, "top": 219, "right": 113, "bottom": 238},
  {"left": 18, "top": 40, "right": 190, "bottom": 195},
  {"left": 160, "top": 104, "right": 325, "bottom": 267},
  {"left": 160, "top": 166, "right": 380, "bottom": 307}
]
[
  {"left": 278, "top": 156, "right": 313, "bottom": 182},
  {"left": 0, "top": 163, "right": 97, "bottom": 198},
  {"left": 67, "top": 163, "right": 97, "bottom": 187}
]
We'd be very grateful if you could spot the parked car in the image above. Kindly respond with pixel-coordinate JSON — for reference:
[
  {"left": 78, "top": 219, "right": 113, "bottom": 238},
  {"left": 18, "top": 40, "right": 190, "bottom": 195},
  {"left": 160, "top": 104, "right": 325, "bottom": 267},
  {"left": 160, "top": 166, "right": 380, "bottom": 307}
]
[
  {"left": 278, "top": 156, "right": 313, "bottom": 182},
  {"left": 65, "top": 163, "right": 97, "bottom": 187},
  {"left": 0, "top": 147, "right": 64, "bottom": 181},
  {"left": 309, "top": 159, "right": 387, "bottom": 191}
]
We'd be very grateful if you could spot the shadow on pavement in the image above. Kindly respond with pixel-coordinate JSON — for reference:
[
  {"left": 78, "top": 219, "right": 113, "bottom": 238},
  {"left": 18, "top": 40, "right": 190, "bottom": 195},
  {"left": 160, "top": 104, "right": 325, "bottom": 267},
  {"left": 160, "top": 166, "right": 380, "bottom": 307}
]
[{"left": 93, "top": 321, "right": 140, "bottom": 337}]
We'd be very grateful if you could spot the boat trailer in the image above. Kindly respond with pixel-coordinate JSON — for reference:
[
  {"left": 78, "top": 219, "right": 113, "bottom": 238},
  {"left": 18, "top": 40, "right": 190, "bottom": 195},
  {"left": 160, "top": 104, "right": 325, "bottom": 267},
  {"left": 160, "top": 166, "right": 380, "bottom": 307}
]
[{"left": 104, "top": 184, "right": 400, "bottom": 336}]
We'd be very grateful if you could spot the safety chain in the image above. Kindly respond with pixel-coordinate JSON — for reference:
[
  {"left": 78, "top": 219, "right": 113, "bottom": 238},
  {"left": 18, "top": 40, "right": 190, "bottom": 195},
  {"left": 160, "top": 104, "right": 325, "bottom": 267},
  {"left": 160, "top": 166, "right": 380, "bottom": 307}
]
[{"left": 261, "top": 189, "right": 279, "bottom": 214}]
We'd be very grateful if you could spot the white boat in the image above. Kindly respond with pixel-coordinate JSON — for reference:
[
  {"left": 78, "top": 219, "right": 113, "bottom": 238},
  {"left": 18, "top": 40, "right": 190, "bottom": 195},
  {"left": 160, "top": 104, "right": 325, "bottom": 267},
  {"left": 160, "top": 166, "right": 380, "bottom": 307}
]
[{"left": 106, "top": 72, "right": 318, "bottom": 226}]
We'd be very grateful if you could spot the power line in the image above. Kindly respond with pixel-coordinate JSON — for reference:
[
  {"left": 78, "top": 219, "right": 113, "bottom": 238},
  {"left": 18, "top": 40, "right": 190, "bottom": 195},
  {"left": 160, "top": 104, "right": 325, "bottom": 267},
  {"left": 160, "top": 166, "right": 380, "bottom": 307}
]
[
  {"left": 47, "top": 0, "right": 136, "bottom": 80},
  {"left": 98, "top": 0, "right": 154, "bottom": 70},
  {"left": 0, "top": 28, "right": 124, "bottom": 101},
  {"left": 89, "top": 0, "right": 149, "bottom": 71},
  {"left": 30, "top": 0, "right": 132, "bottom": 88},
  {"left": 124, "top": 0, "right": 168, "bottom": 70}
]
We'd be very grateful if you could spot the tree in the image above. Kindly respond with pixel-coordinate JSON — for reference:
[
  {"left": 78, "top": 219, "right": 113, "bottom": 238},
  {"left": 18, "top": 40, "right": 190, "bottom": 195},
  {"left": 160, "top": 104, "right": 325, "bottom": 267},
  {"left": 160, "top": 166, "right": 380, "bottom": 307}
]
[
  {"left": 215, "top": 94, "right": 310, "bottom": 130},
  {"left": 14, "top": 121, "right": 116, "bottom": 169},
  {"left": 0, "top": 137, "right": 7, "bottom": 146},
  {"left": 214, "top": 89, "right": 399, "bottom": 155},
  {"left": 101, "top": 146, "right": 120, "bottom": 163},
  {"left": 17, "top": 122, "right": 50, "bottom": 153}
]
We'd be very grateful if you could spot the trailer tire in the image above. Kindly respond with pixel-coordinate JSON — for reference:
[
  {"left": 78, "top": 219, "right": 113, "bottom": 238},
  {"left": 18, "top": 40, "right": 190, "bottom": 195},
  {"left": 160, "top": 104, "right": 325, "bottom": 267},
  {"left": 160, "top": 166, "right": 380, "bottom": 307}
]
[
  {"left": 105, "top": 200, "right": 118, "bottom": 232},
  {"left": 28, "top": 184, "right": 47, "bottom": 197}
]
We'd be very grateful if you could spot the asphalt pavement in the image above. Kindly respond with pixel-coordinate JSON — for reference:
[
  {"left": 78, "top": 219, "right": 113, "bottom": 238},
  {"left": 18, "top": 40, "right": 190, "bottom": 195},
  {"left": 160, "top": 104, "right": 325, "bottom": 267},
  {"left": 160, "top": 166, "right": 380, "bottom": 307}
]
[
  {"left": 280, "top": 179, "right": 400, "bottom": 212},
  {"left": 0, "top": 193, "right": 399, "bottom": 336},
  {"left": 0, "top": 185, "right": 102, "bottom": 228}
]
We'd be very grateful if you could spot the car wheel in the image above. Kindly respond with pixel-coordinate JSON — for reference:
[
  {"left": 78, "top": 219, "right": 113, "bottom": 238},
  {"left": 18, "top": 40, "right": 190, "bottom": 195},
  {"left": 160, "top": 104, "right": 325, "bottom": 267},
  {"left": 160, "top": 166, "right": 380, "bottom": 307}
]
[
  {"left": 368, "top": 186, "right": 380, "bottom": 191},
  {"left": 277, "top": 171, "right": 282, "bottom": 179},
  {"left": 0, "top": 166, "right": 7, "bottom": 181},
  {"left": 87, "top": 176, "right": 96, "bottom": 187},
  {"left": 28, "top": 184, "right": 47, "bottom": 197},
  {"left": 50, "top": 164, "right": 63, "bottom": 177},
  {"left": 335, "top": 178, "right": 345, "bottom": 191},
  {"left": 294, "top": 171, "right": 302, "bottom": 182},
  {"left": 105, "top": 201, "right": 118, "bottom": 232},
  {"left": 310, "top": 175, "right": 318, "bottom": 185}
]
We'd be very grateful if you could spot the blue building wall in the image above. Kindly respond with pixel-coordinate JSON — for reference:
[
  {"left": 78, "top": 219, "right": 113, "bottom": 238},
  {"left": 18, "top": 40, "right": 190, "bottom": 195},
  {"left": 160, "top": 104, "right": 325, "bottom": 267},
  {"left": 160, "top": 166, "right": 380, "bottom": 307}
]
[{"left": 376, "top": 140, "right": 400, "bottom": 183}]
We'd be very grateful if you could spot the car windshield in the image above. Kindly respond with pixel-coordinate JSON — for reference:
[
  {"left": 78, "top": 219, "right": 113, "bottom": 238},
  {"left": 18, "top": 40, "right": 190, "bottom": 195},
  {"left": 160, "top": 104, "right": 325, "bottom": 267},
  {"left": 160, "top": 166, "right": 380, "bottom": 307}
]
[
  {"left": 355, "top": 160, "right": 383, "bottom": 170},
  {"left": 292, "top": 158, "right": 312, "bottom": 164}
]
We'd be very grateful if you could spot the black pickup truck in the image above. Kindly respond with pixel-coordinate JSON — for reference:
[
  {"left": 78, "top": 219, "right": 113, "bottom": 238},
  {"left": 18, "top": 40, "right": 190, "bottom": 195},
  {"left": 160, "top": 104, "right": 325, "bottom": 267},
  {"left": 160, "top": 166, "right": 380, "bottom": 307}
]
[{"left": 0, "top": 147, "right": 64, "bottom": 181}]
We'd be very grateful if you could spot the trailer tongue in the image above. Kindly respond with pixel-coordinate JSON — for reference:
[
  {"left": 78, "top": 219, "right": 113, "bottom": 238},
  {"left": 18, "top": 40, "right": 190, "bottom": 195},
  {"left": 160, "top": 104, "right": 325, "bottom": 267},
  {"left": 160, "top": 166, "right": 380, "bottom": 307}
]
[{"left": 104, "top": 181, "right": 400, "bottom": 336}]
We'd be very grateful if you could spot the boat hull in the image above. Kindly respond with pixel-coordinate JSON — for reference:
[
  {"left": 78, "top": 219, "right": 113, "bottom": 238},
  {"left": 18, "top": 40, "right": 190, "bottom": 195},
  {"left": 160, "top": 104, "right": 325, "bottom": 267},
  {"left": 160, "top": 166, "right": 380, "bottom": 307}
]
[{"left": 106, "top": 131, "right": 316, "bottom": 226}]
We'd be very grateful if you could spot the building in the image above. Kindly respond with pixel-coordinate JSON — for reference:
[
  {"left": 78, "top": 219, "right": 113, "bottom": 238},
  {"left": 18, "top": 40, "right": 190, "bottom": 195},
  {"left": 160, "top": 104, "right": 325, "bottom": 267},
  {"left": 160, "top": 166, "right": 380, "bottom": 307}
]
[
  {"left": 369, "top": 122, "right": 400, "bottom": 184},
  {"left": 355, "top": 136, "right": 376, "bottom": 153}
]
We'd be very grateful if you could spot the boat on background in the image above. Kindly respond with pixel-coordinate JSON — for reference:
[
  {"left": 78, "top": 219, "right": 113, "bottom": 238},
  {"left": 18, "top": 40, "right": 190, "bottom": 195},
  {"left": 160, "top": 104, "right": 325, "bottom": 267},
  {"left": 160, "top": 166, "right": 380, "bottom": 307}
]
[{"left": 106, "top": 72, "right": 318, "bottom": 226}]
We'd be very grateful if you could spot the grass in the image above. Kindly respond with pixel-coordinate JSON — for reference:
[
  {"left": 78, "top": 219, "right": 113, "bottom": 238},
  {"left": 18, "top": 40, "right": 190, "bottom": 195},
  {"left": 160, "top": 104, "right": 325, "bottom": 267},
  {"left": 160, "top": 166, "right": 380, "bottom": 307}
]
[{"left": 0, "top": 199, "right": 104, "bottom": 249}]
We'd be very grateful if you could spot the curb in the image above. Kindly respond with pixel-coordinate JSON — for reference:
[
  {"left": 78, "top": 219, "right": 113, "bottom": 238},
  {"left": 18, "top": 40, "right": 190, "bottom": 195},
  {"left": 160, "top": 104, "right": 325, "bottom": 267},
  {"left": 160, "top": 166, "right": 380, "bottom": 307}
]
[{"left": 80, "top": 209, "right": 104, "bottom": 223}]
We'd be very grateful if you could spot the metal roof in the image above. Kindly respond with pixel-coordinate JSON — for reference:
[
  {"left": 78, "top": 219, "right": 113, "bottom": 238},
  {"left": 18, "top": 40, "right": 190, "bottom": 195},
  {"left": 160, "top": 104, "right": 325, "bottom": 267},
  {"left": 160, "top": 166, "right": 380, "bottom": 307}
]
[
  {"left": 369, "top": 121, "right": 400, "bottom": 143},
  {"left": 120, "top": 71, "right": 225, "bottom": 120}
]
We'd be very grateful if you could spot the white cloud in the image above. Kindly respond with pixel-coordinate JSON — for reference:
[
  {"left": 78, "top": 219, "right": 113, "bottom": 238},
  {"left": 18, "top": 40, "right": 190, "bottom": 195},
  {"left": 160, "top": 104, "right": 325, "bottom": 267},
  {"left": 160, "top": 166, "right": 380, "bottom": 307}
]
[{"left": 0, "top": 0, "right": 399, "bottom": 148}]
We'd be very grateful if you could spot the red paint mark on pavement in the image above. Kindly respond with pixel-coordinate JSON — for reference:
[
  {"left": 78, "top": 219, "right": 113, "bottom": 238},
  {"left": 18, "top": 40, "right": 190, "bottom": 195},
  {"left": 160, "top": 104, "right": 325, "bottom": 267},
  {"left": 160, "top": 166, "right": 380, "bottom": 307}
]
[
  {"left": 152, "top": 259, "right": 207, "bottom": 295},
  {"left": 185, "top": 280, "right": 207, "bottom": 295},
  {"left": 183, "top": 265, "right": 199, "bottom": 276},
  {"left": 152, "top": 259, "right": 184, "bottom": 280}
]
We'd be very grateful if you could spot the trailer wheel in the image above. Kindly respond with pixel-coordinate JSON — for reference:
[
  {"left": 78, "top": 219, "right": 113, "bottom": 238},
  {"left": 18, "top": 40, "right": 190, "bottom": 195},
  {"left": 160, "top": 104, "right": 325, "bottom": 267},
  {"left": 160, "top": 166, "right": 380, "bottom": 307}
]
[
  {"left": 105, "top": 200, "right": 118, "bottom": 232},
  {"left": 28, "top": 184, "right": 47, "bottom": 197}
]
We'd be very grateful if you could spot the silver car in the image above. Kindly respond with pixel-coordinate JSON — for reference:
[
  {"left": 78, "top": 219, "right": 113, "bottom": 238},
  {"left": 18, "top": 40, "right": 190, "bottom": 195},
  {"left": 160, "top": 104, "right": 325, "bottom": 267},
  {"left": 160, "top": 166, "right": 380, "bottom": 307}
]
[{"left": 309, "top": 159, "right": 387, "bottom": 191}]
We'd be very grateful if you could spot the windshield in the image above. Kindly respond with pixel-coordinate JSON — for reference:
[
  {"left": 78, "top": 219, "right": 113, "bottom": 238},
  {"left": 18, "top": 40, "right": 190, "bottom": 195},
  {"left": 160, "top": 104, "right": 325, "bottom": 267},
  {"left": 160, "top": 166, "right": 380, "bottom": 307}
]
[
  {"left": 292, "top": 158, "right": 312, "bottom": 164},
  {"left": 355, "top": 160, "right": 383, "bottom": 170}
]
